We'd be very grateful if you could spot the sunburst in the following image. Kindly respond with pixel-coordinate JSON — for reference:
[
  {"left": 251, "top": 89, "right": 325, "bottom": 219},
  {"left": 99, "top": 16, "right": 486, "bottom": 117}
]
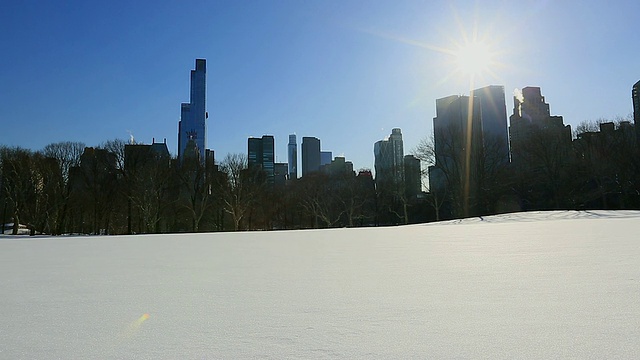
[{"left": 453, "top": 40, "right": 496, "bottom": 79}]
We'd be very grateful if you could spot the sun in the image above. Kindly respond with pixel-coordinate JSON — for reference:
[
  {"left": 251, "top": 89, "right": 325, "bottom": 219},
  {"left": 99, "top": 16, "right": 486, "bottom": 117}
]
[{"left": 453, "top": 40, "right": 495, "bottom": 78}]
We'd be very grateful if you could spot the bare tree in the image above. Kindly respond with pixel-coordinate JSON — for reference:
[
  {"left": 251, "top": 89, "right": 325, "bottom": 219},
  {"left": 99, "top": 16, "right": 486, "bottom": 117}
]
[
  {"left": 512, "top": 126, "right": 574, "bottom": 209},
  {"left": 125, "top": 147, "right": 172, "bottom": 233},
  {"left": 297, "top": 173, "right": 345, "bottom": 228},
  {"left": 42, "top": 141, "right": 85, "bottom": 234},
  {"left": 42, "top": 141, "right": 85, "bottom": 182},
  {"left": 217, "top": 153, "right": 257, "bottom": 231},
  {"left": 0, "top": 147, "right": 59, "bottom": 235},
  {"left": 412, "top": 136, "right": 446, "bottom": 221},
  {"left": 176, "top": 152, "right": 217, "bottom": 232},
  {"left": 0, "top": 147, "right": 33, "bottom": 234}
]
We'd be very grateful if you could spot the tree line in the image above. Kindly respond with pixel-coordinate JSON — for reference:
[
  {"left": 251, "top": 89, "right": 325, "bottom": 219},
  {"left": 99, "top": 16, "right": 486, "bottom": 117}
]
[
  {"left": 0, "top": 140, "right": 424, "bottom": 235},
  {"left": 414, "top": 118, "right": 640, "bottom": 220},
  {"left": 2, "top": 118, "right": 639, "bottom": 235}
]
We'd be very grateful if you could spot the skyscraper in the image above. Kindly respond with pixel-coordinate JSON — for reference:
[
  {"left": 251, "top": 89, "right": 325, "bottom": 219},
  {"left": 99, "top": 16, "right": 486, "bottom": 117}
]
[
  {"left": 430, "top": 94, "right": 483, "bottom": 215},
  {"left": 403, "top": 154, "right": 421, "bottom": 199},
  {"left": 321, "top": 151, "right": 333, "bottom": 166},
  {"left": 473, "top": 85, "right": 509, "bottom": 164},
  {"left": 247, "top": 135, "right": 275, "bottom": 184},
  {"left": 262, "top": 135, "right": 275, "bottom": 184},
  {"left": 248, "top": 138, "right": 263, "bottom": 169},
  {"left": 389, "top": 128, "right": 404, "bottom": 183},
  {"left": 302, "top": 137, "right": 321, "bottom": 176},
  {"left": 178, "top": 59, "right": 207, "bottom": 162},
  {"left": 508, "top": 86, "right": 571, "bottom": 167},
  {"left": 288, "top": 134, "right": 297, "bottom": 180},
  {"left": 374, "top": 128, "right": 405, "bottom": 192}
]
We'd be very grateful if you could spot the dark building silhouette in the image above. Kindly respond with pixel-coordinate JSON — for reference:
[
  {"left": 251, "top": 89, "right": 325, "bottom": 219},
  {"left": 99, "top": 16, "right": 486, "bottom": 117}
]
[
  {"left": 76, "top": 147, "right": 118, "bottom": 184},
  {"left": 573, "top": 121, "right": 636, "bottom": 208},
  {"left": 124, "top": 140, "right": 172, "bottom": 234},
  {"left": 473, "top": 85, "right": 510, "bottom": 164},
  {"left": 68, "top": 147, "right": 119, "bottom": 234},
  {"left": 248, "top": 135, "right": 275, "bottom": 184},
  {"left": 124, "top": 140, "right": 171, "bottom": 171},
  {"left": 403, "top": 154, "right": 421, "bottom": 199},
  {"left": 322, "top": 156, "right": 355, "bottom": 177},
  {"left": 288, "top": 134, "right": 297, "bottom": 180},
  {"left": 509, "top": 86, "right": 572, "bottom": 167},
  {"left": 429, "top": 94, "right": 483, "bottom": 194},
  {"left": 302, "top": 137, "right": 321, "bottom": 176},
  {"left": 178, "top": 59, "right": 208, "bottom": 162}
]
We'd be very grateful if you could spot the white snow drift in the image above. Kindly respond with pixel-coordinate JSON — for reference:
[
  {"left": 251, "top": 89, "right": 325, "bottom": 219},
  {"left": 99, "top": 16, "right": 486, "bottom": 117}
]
[{"left": 1, "top": 210, "right": 639, "bottom": 359}]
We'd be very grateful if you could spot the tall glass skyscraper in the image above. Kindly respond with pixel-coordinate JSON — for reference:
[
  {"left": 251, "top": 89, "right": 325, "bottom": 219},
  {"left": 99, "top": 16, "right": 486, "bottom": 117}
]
[
  {"left": 178, "top": 59, "right": 207, "bottom": 162},
  {"left": 247, "top": 135, "right": 275, "bottom": 184},
  {"left": 473, "top": 85, "right": 509, "bottom": 164},
  {"left": 288, "top": 134, "right": 297, "bottom": 180},
  {"left": 374, "top": 128, "right": 404, "bottom": 190}
]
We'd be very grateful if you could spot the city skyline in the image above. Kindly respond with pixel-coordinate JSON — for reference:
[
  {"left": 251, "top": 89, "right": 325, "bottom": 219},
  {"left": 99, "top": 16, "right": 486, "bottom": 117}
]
[{"left": 1, "top": 1, "right": 639, "bottom": 171}]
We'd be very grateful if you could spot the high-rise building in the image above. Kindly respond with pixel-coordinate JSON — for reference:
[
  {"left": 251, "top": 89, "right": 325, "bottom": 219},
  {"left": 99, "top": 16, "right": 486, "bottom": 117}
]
[
  {"left": 248, "top": 138, "right": 262, "bottom": 169},
  {"left": 321, "top": 151, "right": 333, "bottom": 166},
  {"left": 508, "top": 86, "right": 571, "bottom": 167},
  {"left": 633, "top": 80, "right": 640, "bottom": 142},
  {"left": 403, "top": 154, "right": 421, "bottom": 199},
  {"left": 261, "top": 135, "right": 275, "bottom": 184},
  {"left": 473, "top": 85, "right": 509, "bottom": 164},
  {"left": 429, "top": 94, "right": 483, "bottom": 214},
  {"left": 288, "top": 134, "right": 297, "bottom": 180},
  {"left": 178, "top": 59, "right": 207, "bottom": 162},
  {"left": 374, "top": 140, "right": 392, "bottom": 185},
  {"left": 124, "top": 140, "right": 171, "bottom": 172},
  {"left": 302, "top": 137, "right": 321, "bottom": 176},
  {"left": 274, "top": 162, "right": 288, "bottom": 186},
  {"left": 247, "top": 135, "right": 275, "bottom": 184},
  {"left": 322, "top": 156, "right": 355, "bottom": 177},
  {"left": 389, "top": 128, "right": 404, "bottom": 182},
  {"left": 374, "top": 128, "right": 404, "bottom": 191}
]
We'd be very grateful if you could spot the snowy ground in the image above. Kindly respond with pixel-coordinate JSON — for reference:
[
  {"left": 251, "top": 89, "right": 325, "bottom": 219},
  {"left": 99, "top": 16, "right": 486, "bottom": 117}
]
[
  {"left": 1, "top": 210, "right": 639, "bottom": 359},
  {"left": 1, "top": 223, "right": 31, "bottom": 235}
]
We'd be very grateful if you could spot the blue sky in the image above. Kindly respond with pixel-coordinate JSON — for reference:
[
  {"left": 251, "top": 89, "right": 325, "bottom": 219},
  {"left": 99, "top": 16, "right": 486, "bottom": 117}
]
[{"left": 1, "top": 0, "right": 639, "bottom": 172}]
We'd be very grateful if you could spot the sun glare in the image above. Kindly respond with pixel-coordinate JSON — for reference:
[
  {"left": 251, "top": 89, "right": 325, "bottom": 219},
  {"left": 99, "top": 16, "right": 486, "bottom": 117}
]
[{"left": 454, "top": 41, "right": 494, "bottom": 77}]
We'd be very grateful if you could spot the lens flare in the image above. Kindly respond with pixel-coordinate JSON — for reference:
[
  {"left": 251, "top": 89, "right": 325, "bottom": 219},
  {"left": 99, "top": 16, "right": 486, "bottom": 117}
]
[
  {"left": 131, "top": 313, "right": 150, "bottom": 328},
  {"left": 454, "top": 41, "right": 494, "bottom": 77},
  {"left": 121, "top": 313, "right": 151, "bottom": 339}
]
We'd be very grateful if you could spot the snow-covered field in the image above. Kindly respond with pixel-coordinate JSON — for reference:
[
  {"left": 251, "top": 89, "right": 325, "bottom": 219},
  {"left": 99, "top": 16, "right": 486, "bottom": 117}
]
[{"left": 1, "top": 210, "right": 639, "bottom": 359}]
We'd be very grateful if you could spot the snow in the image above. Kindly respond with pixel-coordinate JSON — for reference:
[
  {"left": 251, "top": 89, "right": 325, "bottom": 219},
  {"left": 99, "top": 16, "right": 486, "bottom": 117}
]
[
  {"left": 1, "top": 210, "right": 639, "bottom": 358},
  {"left": 1, "top": 223, "right": 31, "bottom": 235}
]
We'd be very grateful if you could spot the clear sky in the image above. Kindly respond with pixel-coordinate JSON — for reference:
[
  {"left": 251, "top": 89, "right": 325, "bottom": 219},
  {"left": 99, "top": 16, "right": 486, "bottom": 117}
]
[{"left": 1, "top": 0, "right": 639, "bottom": 172}]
